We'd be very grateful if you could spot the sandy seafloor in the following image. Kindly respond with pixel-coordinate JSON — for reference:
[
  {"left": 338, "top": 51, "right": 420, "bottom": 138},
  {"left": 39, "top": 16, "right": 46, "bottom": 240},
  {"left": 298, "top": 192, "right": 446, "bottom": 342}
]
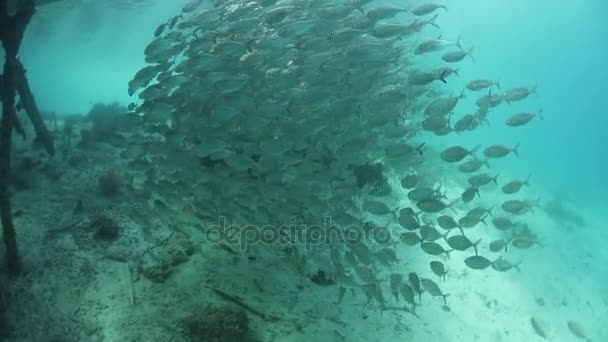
[{"left": 0, "top": 132, "right": 606, "bottom": 342}]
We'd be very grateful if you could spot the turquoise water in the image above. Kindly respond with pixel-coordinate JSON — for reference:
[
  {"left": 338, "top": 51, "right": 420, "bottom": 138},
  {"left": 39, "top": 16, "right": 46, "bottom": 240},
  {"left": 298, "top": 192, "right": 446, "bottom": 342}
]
[
  {"left": 3, "top": 0, "right": 607, "bottom": 340},
  {"left": 22, "top": 0, "right": 608, "bottom": 204}
]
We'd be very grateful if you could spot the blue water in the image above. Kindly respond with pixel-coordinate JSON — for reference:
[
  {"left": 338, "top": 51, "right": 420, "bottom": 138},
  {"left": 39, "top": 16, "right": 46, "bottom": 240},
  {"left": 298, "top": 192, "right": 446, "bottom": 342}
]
[
  {"left": 20, "top": 0, "right": 608, "bottom": 207},
  {"left": 438, "top": 0, "right": 608, "bottom": 206}
]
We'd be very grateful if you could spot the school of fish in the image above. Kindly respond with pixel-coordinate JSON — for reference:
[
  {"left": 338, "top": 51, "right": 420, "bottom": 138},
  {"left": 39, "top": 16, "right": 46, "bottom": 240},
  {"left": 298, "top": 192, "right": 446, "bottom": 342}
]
[{"left": 125, "top": 0, "right": 548, "bottom": 325}]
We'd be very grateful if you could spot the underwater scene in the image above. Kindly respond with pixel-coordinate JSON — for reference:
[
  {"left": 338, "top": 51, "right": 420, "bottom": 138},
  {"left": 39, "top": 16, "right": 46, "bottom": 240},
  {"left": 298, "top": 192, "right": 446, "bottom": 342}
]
[{"left": 1, "top": 0, "right": 607, "bottom": 341}]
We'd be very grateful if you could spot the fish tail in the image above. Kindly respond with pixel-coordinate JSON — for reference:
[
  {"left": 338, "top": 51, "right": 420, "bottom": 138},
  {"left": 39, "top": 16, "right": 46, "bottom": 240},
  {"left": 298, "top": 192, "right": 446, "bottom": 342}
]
[
  {"left": 428, "top": 14, "right": 440, "bottom": 29},
  {"left": 439, "top": 69, "right": 448, "bottom": 83},
  {"left": 512, "top": 143, "right": 520, "bottom": 157},
  {"left": 492, "top": 173, "right": 500, "bottom": 185},
  {"left": 416, "top": 142, "right": 426, "bottom": 155},
  {"left": 468, "top": 45, "right": 476, "bottom": 62},
  {"left": 470, "top": 144, "right": 480, "bottom": 156},
  {"left": 482, "top": 158, "right": 490, "bottom": 169},
  {"left": 472, "top": 239, "right": 482, "bottom": 256},
  {"left": 479, "top": 215, "right": 487, "bottom": 226},
  {"left": 456, "top": 34, "right": 463, "bottom": 50},
  {"left": 538, "top": 108, "right": 544, "bottom": 120},
  {"left": 525, "top": 173, "right": 532, "bottom": 187},
  {"left": 495, "top": 78, "right": 501, "bottom": 90},
  {"left": 442, "top": 293, "right": 450, "bottom": 305},
  {"left": 453, "top": 67, "right": 461, "bottom": 78}
]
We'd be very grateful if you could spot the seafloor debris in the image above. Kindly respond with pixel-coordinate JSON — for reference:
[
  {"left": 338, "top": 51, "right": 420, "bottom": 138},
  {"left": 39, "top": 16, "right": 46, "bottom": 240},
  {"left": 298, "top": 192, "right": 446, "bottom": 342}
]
[{"left": 182, "top": 305, "right": 249, "bottom": 342}]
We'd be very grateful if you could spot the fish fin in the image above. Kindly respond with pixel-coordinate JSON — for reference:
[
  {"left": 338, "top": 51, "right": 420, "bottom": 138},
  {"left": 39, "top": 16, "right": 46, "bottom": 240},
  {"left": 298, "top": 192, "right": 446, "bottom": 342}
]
[
  {"left": 428, "top": 14, "right": 440, "bottom": 28},
  {"left": 470, "top": 144, "right": 480, "bottom": 156},
  {"left": 439, "top": 70, "right": 448, "bottom": 83},
  {"left": 524, "top": 173, "right": 532, "bottom": 187},
  {"left": 472, "top": 239, "right": 482, "bottom": 256},
  {"left": 479, "top": 215, "right": 487, "bottom": 226},
  {"left": 531, "top": 84, "right": 538, "bottom": 95},
  {"left": 416, "top": 142, "right": 426, "bottom": 155},
  {"left": 453, "top": 67, "right": 461, "bottom": 78},
  {"left": 512, "top": 143, "right": 520, "bottom": 157},
  {"left": 483, "top": 158, "right": 490, "bottom": 169}
]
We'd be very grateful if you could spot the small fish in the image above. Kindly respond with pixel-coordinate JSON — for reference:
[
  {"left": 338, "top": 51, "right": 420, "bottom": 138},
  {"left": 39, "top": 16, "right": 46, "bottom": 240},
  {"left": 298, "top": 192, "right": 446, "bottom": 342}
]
[
  {"left": 530, "top": 316, "right": 549, "bottom": 339},
  {"left": 437, "top": 215, "right": 460, "bottom": 231},
  {"left": 430, "top": 260, "right": 448, "bottom": 281},
  {"left": 420, "top": 225, "right": 448, "bottom": 242},
  {"left": 154, "top": 23, "right": 167, "bottom": 37},
  {"left": 440, "top": 145, "right": 478, "bottom": 163},
  {"left": 492, "top": 257, "right": 522, "bottom": 272},
  {"left": 408, "top": 186, "right": 444, "bottom": 201},
  {"left": 476, "top": 89, "right": 504, "bottom": 108},
  {"left": 367, "top": 6, "right": 409, "bottom": 21},
  {"left": 417, "top": 198, "right": 453, "bottom": 213},
  {"left": 442, "top": 45, "right": 475, "bottom": 62},
  {"left": 466, "top": 79, "right": 500, "bottom": 91},
  {"left": 501, "top": 198, "right": 540, "bottom": 215},
  {"left": 502, "top": 174, "right": 531, "bottom": 194},
  {"left": 447, "top": 235, "right": 481, "bottom": 254},
  {"left": 506, "top": 109, "right": 543, "bottom": 127},
  {"left": 411, "top": 3, "right": 447, "bottom": 16},
  {"left": 458, "top": 214, "right": 486, "bottom": 229},
  {"left": 489, "top": 239, "right": 508, "bottom": 253},
  {"left": 408, "top": 69, "right": 449, "bottom": 85},
  {"left": 464, "top": 255, "right": 494, "bottom": 270},
  {"left": 420, "top": 278, "right": 450, "bottom": 305},
  {"left": 502, "top": 86, "right": 537, "bottom": 103},
  {"left": 400, "top": 174, "right": 419, "bottom": 189},
  {"left": 511, "top": 235, "right": 541, "bottom": 249},
  {"left": 424, "top": 91, "right": 465, "bottom": 117},
  {"left": 468, "top": 173, "right": 499, "bottom": 187},
  {"left": 458, "top": 158, "right": 489, "bottom": 173},
  {"left": 399, "top": 232, "right": 422, "bottom": 246},
  {"left": 390, "top": 274, "right": 404, "bottom": 301},
  {"left": 408, "top": 272, "right": 422, "bottom": 299},
  {"left": 399, "top": 282, "right": 417, "bottom": 308},
  {"left": 421, "top": 241, "right": 452, "bottom": 257},
  {"left": 566, "top": 320, "right": 592, "bottom": 342},
  {"left": 492, "top": 216, "right": 516, "bottom": 230},
  {"left": 415, "top": 35, "right": 462, "bottom": 55},
  {"left": 461, "top": 186, "right": 480, "bottom": 203},
  {"left": 422, "top": 115, "right": 451, "bottom": 131},
  {"left": 354, "top": 265, "right": 377, "bottom": 283},
  {"left": 483, "top": 144, "right": 520, "bottom": 158},
  {"left": 363, "top": 199, "right": 395, "bottom": 217},
  {"left": 399, "top": 207, "right": 421, "bottom": 230}
]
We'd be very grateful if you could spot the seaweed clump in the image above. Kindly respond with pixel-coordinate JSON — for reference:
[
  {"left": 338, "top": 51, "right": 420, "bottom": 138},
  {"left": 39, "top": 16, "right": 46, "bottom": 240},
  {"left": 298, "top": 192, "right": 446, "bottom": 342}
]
[
  {"left": 351, "top": 163, "right": 391, "bottom": 195},
  {"left": 97, "top": 170, "right": 123, "bottom": 196},
  {"left": 79, "top": 102, "right": 128, "bottom": 147},
  {"left": 183, "top": 306, "right": 249, "bottom": 342},
  {"left": 90, "top": 214, "right": 120, "bottom": 241}
]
